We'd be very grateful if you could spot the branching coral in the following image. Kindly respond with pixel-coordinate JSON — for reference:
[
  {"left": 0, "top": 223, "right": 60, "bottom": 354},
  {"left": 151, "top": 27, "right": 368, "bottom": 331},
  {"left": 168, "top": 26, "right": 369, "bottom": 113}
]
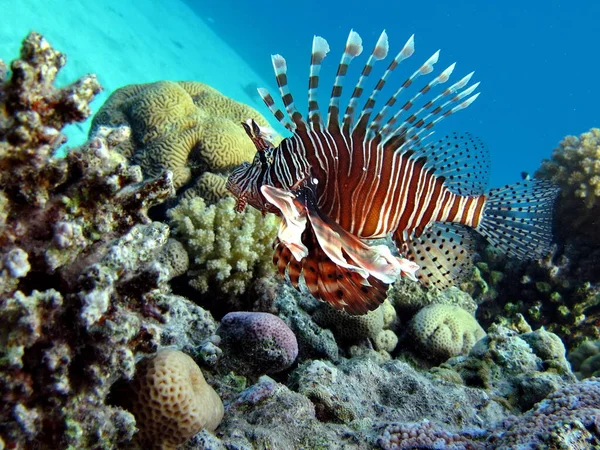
[
  {"left": 89, "top": 80, "right": 279, "bottom": 200},
  {"left": 536, "top": 128, "right": 600, "bottom": 253},
  {"left": 167, "top": 196, "right": 279, "bottom": 298},
  {"left": 536, "top": 128, "right": 600, "bottom": 209}
]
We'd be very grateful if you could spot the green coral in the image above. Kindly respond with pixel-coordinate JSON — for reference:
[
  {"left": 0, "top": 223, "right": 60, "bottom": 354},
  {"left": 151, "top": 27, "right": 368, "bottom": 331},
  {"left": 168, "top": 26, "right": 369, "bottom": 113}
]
[{"left": 167, "top": 196, "right": 279, "bottom": 296}]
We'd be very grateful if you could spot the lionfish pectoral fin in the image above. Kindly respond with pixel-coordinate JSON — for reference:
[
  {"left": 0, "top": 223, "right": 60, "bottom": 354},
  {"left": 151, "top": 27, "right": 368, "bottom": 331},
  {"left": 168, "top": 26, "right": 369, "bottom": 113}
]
[
  {"left": 397, "top": 223, "right": 476, "bottom": 290},
  {"left": 260, "top": 184, "right": 309, "bottom": 261},
  {"left": 304, "top": 199, "right": 414, "bottom": 285}
]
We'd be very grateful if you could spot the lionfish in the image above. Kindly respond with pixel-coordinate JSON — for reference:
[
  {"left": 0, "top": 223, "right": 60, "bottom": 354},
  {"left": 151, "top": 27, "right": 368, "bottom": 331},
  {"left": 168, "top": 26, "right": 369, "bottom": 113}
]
[{"left": 227, "top": 30, "right": 558, "bottom": 315}]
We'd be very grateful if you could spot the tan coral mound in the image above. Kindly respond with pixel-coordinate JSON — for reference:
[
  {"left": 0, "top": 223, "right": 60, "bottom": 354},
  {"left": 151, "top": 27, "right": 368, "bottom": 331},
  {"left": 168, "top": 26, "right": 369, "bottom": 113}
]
[
  {"left": 409, "top": 304, "right": 486, "bottom": 362},
  {"left": 536, "top": 128, "right": 600, "bottom": 209},
  {"left": 536, "top": 128, "right": 600, "bottom": 245},
  {"left": 90, "top": 81, "right": 277, "bottom": 196},
  {"left": 130, "top": 349, "right": 224, "bottom": 450}
]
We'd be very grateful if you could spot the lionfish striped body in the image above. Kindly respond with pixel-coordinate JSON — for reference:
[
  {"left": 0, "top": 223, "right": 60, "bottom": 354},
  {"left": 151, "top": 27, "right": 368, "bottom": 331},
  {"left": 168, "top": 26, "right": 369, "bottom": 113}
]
[{"left": 227, "top": 30, "right": 558, "bottom": 314}]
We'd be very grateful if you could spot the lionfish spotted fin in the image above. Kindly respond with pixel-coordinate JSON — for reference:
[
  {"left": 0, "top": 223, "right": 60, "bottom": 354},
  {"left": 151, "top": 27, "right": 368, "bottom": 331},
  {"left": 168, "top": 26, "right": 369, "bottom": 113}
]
[{"left": 402, "top": 223, "right": 478, "bottom": 289}]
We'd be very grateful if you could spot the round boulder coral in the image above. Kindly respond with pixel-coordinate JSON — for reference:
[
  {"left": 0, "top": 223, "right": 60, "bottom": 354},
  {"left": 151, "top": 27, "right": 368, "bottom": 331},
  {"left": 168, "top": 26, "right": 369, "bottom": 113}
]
[
  {"left": 128, "top": 349, "right": 224, "bottom": 449},
  {"left": 408, "top": 304, "right": 486, "bottom": 362},
  {"left": 218, "top": 312, "right": 298, "bottom": 376},
  {"left": 90, "top": 81, "right": 279, "bottom": 198}
]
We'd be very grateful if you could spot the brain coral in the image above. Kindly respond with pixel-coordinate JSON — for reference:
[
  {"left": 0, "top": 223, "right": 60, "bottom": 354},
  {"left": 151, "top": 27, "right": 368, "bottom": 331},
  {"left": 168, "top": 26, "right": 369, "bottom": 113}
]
[
  {"left": 218, "top": 311, "right": 299, "bottom": 376},
  {"left": 129, "top": 349, "right": 224, "bottom": 449},
  {"left": 89, "top": 80, "right": 278, "bottom": 196},
  {"left": 408, "top": 304, "right": 486, "bottom": 362},
  {"left": 167, "top": 196, "right": 279, "bottom": 298}
]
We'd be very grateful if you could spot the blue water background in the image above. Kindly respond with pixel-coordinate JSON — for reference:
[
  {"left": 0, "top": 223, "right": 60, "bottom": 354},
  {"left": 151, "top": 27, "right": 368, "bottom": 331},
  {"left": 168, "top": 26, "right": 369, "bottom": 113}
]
[{"left": 189, "top": 0, "right": 599, "bottom": 188}]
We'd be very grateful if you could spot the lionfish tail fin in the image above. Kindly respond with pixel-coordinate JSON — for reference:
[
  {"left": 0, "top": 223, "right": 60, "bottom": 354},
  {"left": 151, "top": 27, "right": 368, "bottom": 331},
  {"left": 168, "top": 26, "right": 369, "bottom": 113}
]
[{"left": 476, "top": 180, "right": 559, "bottom": 259}]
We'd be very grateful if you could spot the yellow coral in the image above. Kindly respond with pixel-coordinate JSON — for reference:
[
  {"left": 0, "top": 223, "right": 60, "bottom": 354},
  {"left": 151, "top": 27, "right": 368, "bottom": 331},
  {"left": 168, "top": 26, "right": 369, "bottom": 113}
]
[
  {"left": 167, "top": 196, "right": 279, "bottom": 296},
  {"left": 129, "top": 349, "right": 224, "bottom": 450},
  {"left": 409, "top": 304, "right": 486, "bottom": 362},
  {"left": 536, "top": 128, "right": 600, "bottom": 209},
  {"left": 90, "top": 81, "right": 279, "bottom": 193}
]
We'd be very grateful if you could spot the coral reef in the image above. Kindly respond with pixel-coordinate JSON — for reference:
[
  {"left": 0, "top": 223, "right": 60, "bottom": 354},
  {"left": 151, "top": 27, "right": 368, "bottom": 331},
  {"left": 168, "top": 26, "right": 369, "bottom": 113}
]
[
  {"left": 408, "top": 304, "right": 486, "bottom": 363},
  {"left": 0, "top": 33, "right": 218, "bottom": 449},
  {"left": 472, "top": 243, "right": 600, "bottom": 348},
  {"left": 89, "top": 80, "right": 279, "bottom": 199},
  {"left": 127, "top": 349, "right": 224, "bottom": 449},
  {"left": 167, "top": 195, "right": 279, "bottom": 301},
  {"left": 488, "top": 378, "right": 600, "bottom": 448},
  {"left": 569, "top": 339, "right": 600, "bottom": 379},
  {"left": 218, "top": 311, "right": 299, "bottom": 376},
  {"left": 436, "top": 323, "right": 575, "bottom": 411},
  {"left": 536, "top": 128, "right": 600, "bottom": 211}
]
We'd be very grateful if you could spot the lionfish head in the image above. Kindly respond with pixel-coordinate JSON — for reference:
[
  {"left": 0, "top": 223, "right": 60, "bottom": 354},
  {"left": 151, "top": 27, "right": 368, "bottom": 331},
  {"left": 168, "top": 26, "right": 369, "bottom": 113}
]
[{"left": 226, "top": 119, "right": 276, "bottom": 213}]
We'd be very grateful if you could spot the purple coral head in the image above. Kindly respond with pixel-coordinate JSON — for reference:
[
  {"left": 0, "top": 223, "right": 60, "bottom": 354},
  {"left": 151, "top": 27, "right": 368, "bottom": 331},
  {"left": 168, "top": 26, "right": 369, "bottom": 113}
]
[{"left": 219, "top": 311, "right": 298, "bottom": 376}]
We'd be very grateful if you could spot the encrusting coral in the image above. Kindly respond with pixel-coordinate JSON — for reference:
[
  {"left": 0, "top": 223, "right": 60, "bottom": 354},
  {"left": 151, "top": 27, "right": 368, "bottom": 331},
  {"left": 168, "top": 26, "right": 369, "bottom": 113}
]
[
  {"left": 167, "top": 195, "right": 279, "bottom": 300},
  {"left": 89, "top": 80, "right": 279, "bottom": 200},
  {"left": 127, "top": 349, "right": 224, "bottom": 450}
]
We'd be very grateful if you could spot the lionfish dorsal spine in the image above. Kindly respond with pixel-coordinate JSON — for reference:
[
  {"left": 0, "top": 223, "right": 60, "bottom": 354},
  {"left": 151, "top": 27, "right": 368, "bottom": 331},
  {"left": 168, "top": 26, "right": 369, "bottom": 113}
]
[
  {"left": 397, "top": 83, "right": 481, "bottom": 150},
  {"left": 257, "top": 87, "right": 294, "bottom": 131},
  {"left": 342, "top": 30, "right": 389, "bottom": 132},
  {"left": 389, "top": 70, "right": 474, "bottom": 147},
  {"left": 271, "top": 54, "right": 307, "bottom": 130},
  {"left": 326, "top": 30, "right": 363, "bottom": 132},
  {"left": 353, "top": 34, "right": 415, "bottom": 137},
  {"left": 378, "top": 61, "right": 456, "bottom": 139},
  {"left": 308, "top": 36, "right": 330, "bottom": 130},
  {"left": 368, "top": 49, "right": 440, "bottom": 136}
]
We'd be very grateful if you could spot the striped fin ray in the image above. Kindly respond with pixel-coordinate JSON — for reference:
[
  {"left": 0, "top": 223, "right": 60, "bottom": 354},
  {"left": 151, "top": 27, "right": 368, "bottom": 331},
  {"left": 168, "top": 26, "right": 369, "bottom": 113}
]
[
  {"left": 354, "top": 34, "right": 415, "bottom": 136},
  {"left": 368, "top": 49, "right": 440, "bottom": 136},
  {"left": 257, "top": 87, "right": 295, "bottom": 131},
  {"left": 343, "top": 30, "right": 389, "bottom": 129},
  {"left": 398, "top": 82, "right": 481, "bottom": 147},
  {"left": 387, "top": 72, "right": 476, "bottom": 144},
  {"left": 404, "top": 223, "right": 477, "bottom": 289},
  {"left": 379, "top": 62, "right": 456, "bottom": 139},
  {"left": 307, "top": 36, "right": 331, "bottom": 130},
  {"left": 327, "top": 30, "right": 363, "bottom": 131},
  {"left": 271, "top": 54, "right": 306, "bottom": 129},
  {"left": 476, "top": 180, "right": 559, "bottom": 260},
  {"left": 342, "top": 31, "right": 389, "bottom": 131}
]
